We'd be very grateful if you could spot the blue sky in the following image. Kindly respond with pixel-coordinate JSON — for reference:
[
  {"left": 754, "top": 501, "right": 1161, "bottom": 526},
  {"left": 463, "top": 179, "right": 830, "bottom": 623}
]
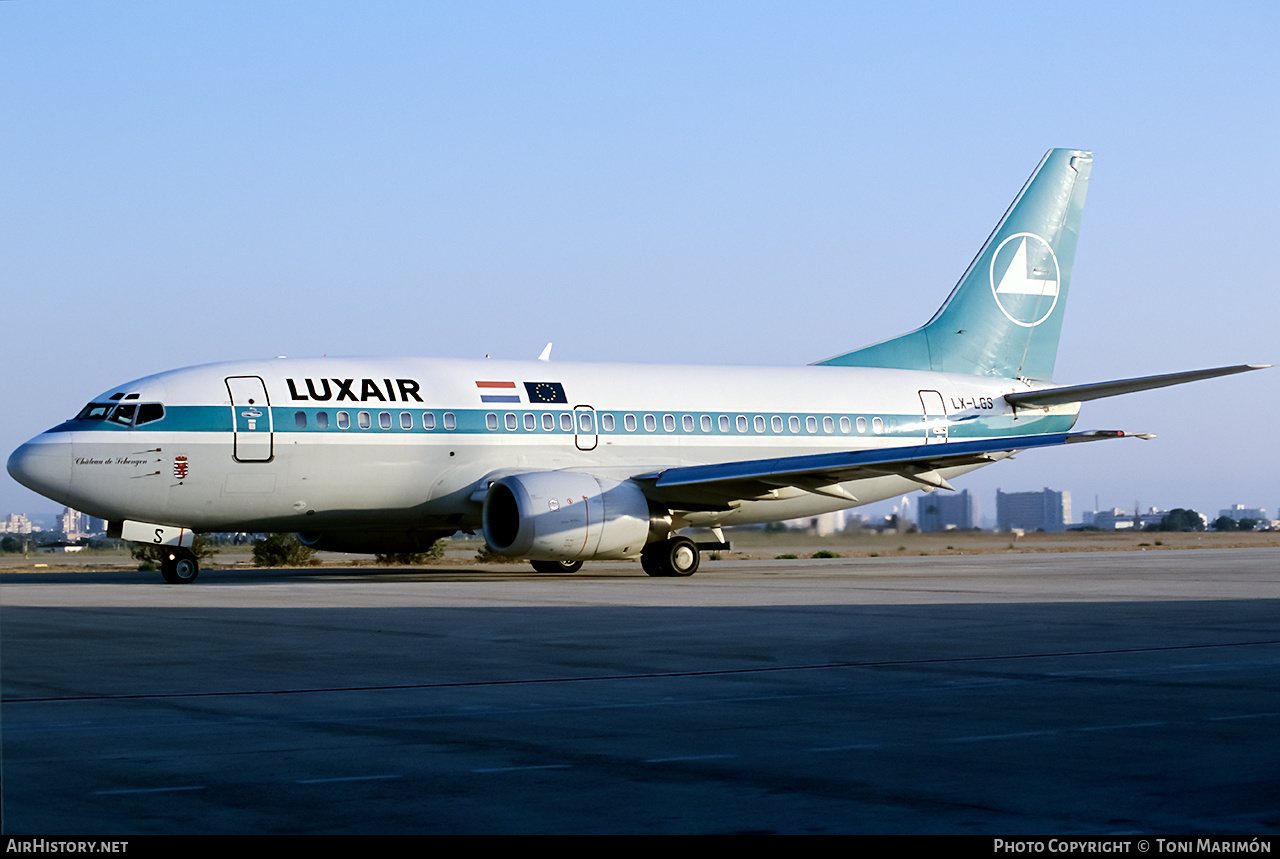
[{"left": 3, "top": 1, "right": 1276, "bottom": 523}]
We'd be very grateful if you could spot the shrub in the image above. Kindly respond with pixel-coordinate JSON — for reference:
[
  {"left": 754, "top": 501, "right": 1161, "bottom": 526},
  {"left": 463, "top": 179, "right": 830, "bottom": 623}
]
[
  {"left": 475, "top": 543, "right": 523, "bottom": 563},
  {"left": 252, "top": 533, "right": 316, "bottom": 567},
  {"left": 375, "top": 538, "right": 448, "bottom": 566},
  {"left": 811, "top": 550, "right": 840, "bottom": 559}
]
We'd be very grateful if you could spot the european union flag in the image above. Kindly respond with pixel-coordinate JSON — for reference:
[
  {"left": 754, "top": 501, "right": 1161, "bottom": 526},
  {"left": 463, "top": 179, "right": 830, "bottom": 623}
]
[{"left": 524, "top": 381, "right": 567, "bottom": 404}]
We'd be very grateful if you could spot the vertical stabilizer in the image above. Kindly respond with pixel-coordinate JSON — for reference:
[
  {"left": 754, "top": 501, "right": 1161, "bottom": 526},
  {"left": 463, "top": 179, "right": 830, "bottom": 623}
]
[{"left": 816, "top": 149, "right": 1092, "bottom": 381}]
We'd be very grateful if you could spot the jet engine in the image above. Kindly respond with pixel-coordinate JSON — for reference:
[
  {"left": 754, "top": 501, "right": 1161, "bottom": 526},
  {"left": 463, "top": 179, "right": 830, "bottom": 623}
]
[{"left": 482, "top": 472, "right": 654, "bottom": 561}]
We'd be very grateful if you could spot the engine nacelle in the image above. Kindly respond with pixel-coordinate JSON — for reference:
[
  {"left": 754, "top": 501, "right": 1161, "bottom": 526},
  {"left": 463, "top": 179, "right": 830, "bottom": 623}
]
[{"left": 482, "top": 472, "right": 652, "bottom": 561}]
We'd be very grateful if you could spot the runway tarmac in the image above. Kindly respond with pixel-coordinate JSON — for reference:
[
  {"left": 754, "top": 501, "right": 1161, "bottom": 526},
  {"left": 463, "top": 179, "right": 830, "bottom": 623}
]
[{"left": 4, "top": 548, "right": 1279, "bottom": 834}]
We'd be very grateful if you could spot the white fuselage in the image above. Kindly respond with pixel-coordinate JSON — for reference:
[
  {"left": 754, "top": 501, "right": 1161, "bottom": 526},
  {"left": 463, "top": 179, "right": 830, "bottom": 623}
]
[{"left": 10, "top": 356, "right": 1078, "bottom": 538}]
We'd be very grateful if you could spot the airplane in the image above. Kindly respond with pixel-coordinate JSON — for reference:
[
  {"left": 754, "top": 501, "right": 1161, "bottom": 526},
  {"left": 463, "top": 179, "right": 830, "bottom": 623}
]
[{"left": 7, "top": 149, "right": 1268, "bottom": 583}]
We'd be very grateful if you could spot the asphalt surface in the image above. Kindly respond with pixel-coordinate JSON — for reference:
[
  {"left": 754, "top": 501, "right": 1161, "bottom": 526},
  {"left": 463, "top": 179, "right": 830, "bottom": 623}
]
[{"left": 3, "top": 548, "right": 1279, "bottom": 834}]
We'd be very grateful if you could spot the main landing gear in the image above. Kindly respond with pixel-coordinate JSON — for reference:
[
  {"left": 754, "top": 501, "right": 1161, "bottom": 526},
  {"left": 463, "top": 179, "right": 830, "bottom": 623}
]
[
  {"left": 160, "top": 548, "right": 200, "bottom": 584},
  {"left": 640, "top": 536, "right": 700, "bottom": 577},
  {"left": 530, "top": 559, "right": 584, "bottom": 574}
]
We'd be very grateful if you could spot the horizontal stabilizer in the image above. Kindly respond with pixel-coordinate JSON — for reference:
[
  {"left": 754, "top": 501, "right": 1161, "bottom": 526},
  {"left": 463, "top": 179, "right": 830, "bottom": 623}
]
[{"left": 1005, "top": 364, "right": 1270, "bottom": 409}]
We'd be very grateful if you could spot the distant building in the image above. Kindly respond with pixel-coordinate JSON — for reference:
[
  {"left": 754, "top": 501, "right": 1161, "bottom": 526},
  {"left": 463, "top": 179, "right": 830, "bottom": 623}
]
[
  {"left": 786, "top": 510, "right": 846, "bottom": 536},
  {"left": 0, "top": 513, "right": 34, "bottom": 534},
  {"left": 917, "top": 489, "right": 978, "bottom": 532},
  {"left": 1219, "top": 505, "right": 1267, "bottom": 522},
  {"left": 1083, "top": 507, "right": 1168, "bottom": 530},
  {"left": 58, "top": 507, "right": 86, "bottom": 539},
  {"left": 997, "top": 488, "right": 1071, "bottom": 532}
]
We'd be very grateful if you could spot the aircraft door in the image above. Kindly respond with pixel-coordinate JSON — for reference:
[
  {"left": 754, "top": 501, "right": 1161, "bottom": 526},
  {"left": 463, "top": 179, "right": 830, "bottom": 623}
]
[
  {"left": 574, "top": 405, "right": 598, "bottom": 451},
  {"left": 226, "top": 376, "right": 274, "bottom": 462},
  {"left": 919, "top": 390, "right": 948, "bottom": 444}
]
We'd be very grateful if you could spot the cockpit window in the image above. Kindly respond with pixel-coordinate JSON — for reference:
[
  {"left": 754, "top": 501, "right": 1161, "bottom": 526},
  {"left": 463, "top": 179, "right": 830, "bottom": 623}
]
[
  {"left": 75, "top": 401, "right": 164, "bottom": 426},
  {"left": 108, "top": 404, "right": 137, "bottom": 426},
  {"left": 135, "top": 403, "right": 165, "bottom": 426},
  {"left": 76, "top": 403, "right": 113, "bottom": 421}
]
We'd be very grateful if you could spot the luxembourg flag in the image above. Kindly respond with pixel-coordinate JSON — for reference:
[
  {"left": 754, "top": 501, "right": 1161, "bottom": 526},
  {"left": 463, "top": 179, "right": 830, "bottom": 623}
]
[{"left": 475, "top": 381, "right": 521, "bottom": 403}]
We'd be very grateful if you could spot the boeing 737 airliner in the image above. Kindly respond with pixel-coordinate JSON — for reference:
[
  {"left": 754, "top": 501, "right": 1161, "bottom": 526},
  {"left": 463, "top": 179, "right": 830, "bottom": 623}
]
[{"left": 7, "top": 149, "right": 1268, "bottom": 582}]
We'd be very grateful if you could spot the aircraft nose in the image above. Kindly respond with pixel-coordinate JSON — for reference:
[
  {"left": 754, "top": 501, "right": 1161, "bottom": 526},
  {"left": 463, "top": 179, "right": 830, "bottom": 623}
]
[{"left": 7, "top": 437, "right": 73, "bottom": 505}]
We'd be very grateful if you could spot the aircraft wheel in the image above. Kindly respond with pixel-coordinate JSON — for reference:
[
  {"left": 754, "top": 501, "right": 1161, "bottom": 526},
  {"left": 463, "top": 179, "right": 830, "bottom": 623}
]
[
  {"left": 666, "top": 536, "right": 700, "bottom": 577},
  {"left": 641, "top": 537, "right": 700, "bottom": 577},
  {"left": 160, "top": 549, "right": 200, "bottom": 584},
  {"left": 640, "top": 544, "right": 670, "bottom": 577},
  {"left": 531, "top": 559, "right": 583, "bottom": 574}
]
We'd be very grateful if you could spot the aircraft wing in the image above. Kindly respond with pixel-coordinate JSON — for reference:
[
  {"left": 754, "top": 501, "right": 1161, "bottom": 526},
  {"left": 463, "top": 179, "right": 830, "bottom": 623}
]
[
  {"left": 1005, "top": 364, "right": 1269, "bottom": 409},
  {"left": 635, "top": 431, "right": 1139, "bottom": 509}
]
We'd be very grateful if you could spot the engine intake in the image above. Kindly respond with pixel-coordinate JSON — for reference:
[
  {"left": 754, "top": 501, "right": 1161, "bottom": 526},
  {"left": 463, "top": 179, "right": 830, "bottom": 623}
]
[{"left": 482, "top": 472, "right": 652, "bottom": 561}]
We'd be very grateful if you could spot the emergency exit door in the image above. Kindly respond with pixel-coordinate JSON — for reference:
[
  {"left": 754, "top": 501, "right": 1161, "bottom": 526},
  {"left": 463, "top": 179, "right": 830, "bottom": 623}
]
[{"left": 919, "top": 390, "right": 948, "bottom": 444}]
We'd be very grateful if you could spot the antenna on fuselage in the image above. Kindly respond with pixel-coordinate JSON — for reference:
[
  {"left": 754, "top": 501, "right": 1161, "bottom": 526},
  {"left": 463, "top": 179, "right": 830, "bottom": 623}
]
[{"left": 538, "top": 343, "right": 553, "bottom": 362}]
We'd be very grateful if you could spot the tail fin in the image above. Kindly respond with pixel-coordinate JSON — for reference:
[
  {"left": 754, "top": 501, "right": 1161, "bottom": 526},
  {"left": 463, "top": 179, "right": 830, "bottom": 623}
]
[{"left": 816, "top": 148, "right": 1092, "bottom": 381}]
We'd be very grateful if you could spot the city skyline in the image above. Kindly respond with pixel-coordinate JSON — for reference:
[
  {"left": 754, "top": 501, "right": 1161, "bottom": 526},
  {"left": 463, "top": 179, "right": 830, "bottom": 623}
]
[{"left": 3, "top": 3, "right": 1276, "bottom": 520}]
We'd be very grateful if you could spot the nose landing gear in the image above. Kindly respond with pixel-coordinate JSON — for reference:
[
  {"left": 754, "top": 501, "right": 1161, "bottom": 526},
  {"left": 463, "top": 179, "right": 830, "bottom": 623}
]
[{"left": 160, "top": 548, "right": 200, "bottom": 584}]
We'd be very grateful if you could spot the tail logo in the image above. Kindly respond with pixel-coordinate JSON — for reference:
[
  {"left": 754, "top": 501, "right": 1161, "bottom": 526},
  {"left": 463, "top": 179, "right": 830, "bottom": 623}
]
[{"left": 989, "top": 232, "right": 1060, "bottom": 327}]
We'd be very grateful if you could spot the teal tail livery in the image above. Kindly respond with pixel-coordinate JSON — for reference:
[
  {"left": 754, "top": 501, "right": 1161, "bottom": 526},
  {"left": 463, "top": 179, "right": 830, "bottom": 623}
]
[
  {"left": 816, "top": 148, "right": 1090, "bottom": 381},
  {"left": 7, "top": 150, "right": 1269, "bottom": 583}
]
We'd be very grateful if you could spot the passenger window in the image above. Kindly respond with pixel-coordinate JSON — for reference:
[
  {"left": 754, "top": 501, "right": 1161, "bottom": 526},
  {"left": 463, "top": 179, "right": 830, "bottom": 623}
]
[
  {"left": 663, "top": 414, "right": 675, "bottom": 432},
  {"left": 754, "top": 415, "right": 765, "bottom": 433},
  {"left": 700, "top": 415, "right": 712, "bottom": 432},
  {"left": 872, "top": 417, "right": 884, "bottom": 434},
  {"left": 135, "top": 403, "right": 165, "bottom": 426},
  {"left": 737, "top": 415, "right": 748, "bottom": 432},
  {"left": 682, "top": 415, "right": 694, "bottom": 432},
  {"left": 379, "top": 412, "right": 391, "bottom": 430},
  {"left": 823, "top": 416, "right": 834, "bottom": 433},
  {"left": 295, "top": 411, "right": 307, "bottom": 429},
  {"left": 358, "top": 411, "right": 372, "bottom": 430},
  {"left": 560, "top": 412, "right": 573, "bottom": 431},
  {"left": 337, "top": 411, "right": 350, "bottom": 429},
  {"left": 856, "top": 416, "right": 867, "bottom": 433},
  {"left": 806, "top": 416, "right": 817, "bottom": 433},
  {"left": 317, "top": 411, "right": 329, "bottom": 430},
  {"left": 505, "top": 413, "right": 517, "bottom": 431},
  {"left": 423, "top": 412, "right": 435, "bottom": 430},
  {"left": 789, "top": 416, "right": 800, "bottom": 433},
  {"left": 719, "top": 415, "right": 730, "bottom": 432},
  {"left": 601, "top": 414, "right": 615, "bottom": 431},
  {"left": 644, "top": 414, "right": 656, "bottom": 432},
  {"left": 486, "top": 413, "right": 498, "bottom": 430},
  {"left": 400, "top": 412, "right": 413, "bottom": 430},
  {"left": 625, "top": 414, "right": 637, "bottom": 432},
  {"left": 443, "top": 412, "right": 456, "bottom": 430},
  {"left": 839, "top": 416, "right": 851, "bottom": 433},
  {"left": 543, "top": 413, "right": 555, "bottom": 431},
  {"left": 771, "top": 415, "right": 782, "bottom": 433},
  {"left": 524, "top": 413, "right": 536, "bottom": 431}
]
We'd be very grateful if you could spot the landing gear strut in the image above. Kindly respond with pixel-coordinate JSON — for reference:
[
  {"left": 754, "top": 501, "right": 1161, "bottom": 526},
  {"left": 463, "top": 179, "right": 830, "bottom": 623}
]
[
  {"left": 640, "top": 536, "right": 700, "bottom": 577},
  {"left": 160, "top": 548, "right": 200, "bottom": 584}
]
